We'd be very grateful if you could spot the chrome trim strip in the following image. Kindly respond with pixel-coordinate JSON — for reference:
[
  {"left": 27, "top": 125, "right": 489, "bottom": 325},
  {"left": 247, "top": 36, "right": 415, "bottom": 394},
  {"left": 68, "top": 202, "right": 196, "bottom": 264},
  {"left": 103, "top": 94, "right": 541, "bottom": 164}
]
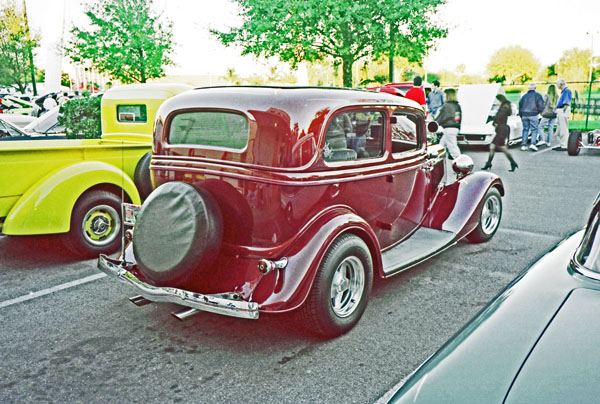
[
  {"left": 571, "top": 258, "right": 600, "bottom": 281},
  {"left": 98, "top": 255, "right": 259, "bottom": 320}
]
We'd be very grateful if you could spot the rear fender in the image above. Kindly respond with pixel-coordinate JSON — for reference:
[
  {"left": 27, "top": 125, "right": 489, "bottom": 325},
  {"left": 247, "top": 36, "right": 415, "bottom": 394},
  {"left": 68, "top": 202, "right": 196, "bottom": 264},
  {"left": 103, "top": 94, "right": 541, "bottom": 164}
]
[
  {"left": 259, "top": 206, "right": 381, "bottom": 313},
  {"left": 3, "top": 161, "right": 140, "bottom": 235},
  {"left": 425, "top": 171, "right": 504, "bottom": 239}
]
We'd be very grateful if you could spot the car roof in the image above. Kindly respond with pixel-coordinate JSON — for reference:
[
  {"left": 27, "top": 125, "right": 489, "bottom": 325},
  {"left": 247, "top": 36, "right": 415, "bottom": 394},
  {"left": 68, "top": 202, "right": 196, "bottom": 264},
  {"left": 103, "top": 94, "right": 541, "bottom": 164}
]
[{"left": 162, "top": 86, "right": 419, "bottom": 116}]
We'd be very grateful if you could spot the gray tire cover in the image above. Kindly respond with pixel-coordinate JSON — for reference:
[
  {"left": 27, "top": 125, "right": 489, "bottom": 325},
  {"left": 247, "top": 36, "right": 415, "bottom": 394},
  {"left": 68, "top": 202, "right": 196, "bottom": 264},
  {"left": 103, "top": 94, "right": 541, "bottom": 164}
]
[{"left": 133, "top": 181, "right": 223, "bottom": 286}]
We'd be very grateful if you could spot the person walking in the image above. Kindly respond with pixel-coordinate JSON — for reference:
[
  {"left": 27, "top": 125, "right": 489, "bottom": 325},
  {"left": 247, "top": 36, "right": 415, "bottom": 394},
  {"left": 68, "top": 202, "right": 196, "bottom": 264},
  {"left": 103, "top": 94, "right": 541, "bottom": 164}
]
[
  {"left": 435, "top": 88, "right": 462, "bottom": 160},
  {"left": 405, "top": 76, "right": 427, "bottom": 110},
  {"left": 427, "top": 80, "right": 444, "bottom": 117},
  {"left": 518, "top": 82, "right": 544, "bottom": 151},
  {"left": 553, "top": 78, "right": 572, "bottom": 151},
  {"left": 482, "top": 94, "right": 518, "bottom": 172},
  {"left": 538, "top": 84, "right": 558, "bottom": 147}
]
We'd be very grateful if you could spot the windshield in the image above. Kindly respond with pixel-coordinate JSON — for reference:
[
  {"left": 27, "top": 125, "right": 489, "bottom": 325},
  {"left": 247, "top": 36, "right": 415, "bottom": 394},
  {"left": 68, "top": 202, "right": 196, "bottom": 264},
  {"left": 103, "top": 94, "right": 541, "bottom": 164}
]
[{"left": 576, "top": 199, "right": 600, "bottom": 272}]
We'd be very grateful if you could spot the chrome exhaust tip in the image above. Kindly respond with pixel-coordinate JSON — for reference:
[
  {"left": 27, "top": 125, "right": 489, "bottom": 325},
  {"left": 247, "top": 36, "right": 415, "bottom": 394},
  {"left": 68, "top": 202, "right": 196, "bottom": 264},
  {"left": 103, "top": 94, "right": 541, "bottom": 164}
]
[{"left": 172, "top": 308, "right": 201, "bottom": 321}]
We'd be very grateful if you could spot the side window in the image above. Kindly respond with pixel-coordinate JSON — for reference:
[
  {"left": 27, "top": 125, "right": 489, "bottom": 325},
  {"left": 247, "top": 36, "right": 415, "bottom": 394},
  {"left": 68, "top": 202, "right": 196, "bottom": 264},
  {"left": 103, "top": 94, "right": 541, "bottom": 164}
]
[
  {"left": 169, "top": 111, "right": 248, "bottom": 149},
  {"left": 391, "top": 110, "right": 420, "bottom": 155},
  {"left": 117, "top": 104, "right": 147, "bottom": 122},
  {"left": 323, "top": 110, "right": 384, "bottom": 162}
]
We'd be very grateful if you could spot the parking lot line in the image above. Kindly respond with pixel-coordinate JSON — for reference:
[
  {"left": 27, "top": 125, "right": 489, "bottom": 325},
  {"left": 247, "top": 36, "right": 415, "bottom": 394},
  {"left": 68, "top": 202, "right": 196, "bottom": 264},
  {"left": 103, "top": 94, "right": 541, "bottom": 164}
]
[
  {"left": 531, "top": 146, "right": 554, "bottom": 156},
  {"left": 0, "top": 273, "right": 106, "bottom": 309},
  {"left": 498, "top": 227, "right": 562, "bottom": 240}
]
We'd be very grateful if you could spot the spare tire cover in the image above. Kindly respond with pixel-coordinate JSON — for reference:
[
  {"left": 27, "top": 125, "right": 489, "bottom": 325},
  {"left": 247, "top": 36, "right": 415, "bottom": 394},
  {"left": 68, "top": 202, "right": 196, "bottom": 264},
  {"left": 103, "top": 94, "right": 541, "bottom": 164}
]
[{"left": 133, "top": 181, "right": 223, "bottom": 286}]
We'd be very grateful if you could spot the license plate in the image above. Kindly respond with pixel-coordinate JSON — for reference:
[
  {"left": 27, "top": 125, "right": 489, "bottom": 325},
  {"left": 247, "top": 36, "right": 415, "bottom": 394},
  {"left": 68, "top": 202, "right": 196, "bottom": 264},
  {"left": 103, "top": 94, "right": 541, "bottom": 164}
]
[{"left": 123, "top": 203, "right": 141, "bottom": 226}]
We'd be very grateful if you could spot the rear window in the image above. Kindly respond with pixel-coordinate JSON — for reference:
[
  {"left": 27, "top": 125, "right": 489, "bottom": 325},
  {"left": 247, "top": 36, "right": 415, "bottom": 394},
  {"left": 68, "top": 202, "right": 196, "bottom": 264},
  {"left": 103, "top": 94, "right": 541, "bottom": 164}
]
[
  {"left": 117, "top": 105, "right": 147, "bottom": 122},
  {"left": 168, "top": 111, "right": 248, "bottom": 149}
]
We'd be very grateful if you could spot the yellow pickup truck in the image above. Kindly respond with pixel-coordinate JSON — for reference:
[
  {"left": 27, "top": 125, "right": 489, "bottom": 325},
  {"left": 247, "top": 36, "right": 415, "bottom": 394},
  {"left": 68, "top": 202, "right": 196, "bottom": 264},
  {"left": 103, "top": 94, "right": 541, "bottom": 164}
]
[{"left": 0, "top": 83, "right": 190, "bottom": 256}]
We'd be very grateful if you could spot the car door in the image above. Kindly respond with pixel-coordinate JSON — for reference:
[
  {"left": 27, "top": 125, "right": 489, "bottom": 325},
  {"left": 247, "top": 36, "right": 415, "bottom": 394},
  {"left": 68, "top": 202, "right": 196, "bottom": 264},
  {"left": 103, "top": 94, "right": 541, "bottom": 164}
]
[
  {"left": 380, "top": 108, "right": 430, "bottom": 248},
  {"left": 321, "top": 108, "right": 392, "bottom": 242}
]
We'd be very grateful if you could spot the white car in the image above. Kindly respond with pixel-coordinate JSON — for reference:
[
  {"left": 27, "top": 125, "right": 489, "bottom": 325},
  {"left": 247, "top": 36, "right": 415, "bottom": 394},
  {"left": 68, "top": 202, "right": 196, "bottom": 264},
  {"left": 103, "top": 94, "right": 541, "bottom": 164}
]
[
  {"left": 457, "top": 83, "right": 523, "bottom": 146},
  {"left": 23, "top": 106, "right": 64, "bottom": 135}
]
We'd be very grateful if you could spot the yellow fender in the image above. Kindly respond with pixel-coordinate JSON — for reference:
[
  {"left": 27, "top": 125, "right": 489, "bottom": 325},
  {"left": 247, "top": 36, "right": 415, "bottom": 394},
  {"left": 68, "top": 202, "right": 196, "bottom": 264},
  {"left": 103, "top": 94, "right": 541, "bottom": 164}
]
[{"left": 3, "top": 161, "right": 140, "bottom": 235}]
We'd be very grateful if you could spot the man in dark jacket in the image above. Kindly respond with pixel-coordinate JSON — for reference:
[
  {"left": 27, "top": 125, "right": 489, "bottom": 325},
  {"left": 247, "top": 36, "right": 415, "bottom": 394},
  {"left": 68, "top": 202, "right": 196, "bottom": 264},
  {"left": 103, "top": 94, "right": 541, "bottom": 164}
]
[{"left": 518, "top": 82, "right": 544, "bottom": 151}]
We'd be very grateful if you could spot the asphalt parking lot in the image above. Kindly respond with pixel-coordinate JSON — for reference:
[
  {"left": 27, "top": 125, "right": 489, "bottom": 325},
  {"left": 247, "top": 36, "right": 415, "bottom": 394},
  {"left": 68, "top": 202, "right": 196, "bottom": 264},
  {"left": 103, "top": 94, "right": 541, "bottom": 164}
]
[{"left": 1, "top": 145, "right": 600, "bottom": 404}]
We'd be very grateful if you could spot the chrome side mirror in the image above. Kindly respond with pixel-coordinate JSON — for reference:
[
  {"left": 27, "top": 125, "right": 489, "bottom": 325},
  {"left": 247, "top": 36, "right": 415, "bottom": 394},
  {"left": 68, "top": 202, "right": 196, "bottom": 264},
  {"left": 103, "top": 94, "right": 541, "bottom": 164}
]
[{"left": 452, "top": 154, "right": 473, "bottom": 178}]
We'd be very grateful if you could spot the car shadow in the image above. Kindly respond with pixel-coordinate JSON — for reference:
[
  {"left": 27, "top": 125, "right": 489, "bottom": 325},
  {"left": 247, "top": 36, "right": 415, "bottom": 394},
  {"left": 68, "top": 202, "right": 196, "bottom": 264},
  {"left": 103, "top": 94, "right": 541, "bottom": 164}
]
[{"left": 0, "top": 234, "right": 84, "bottom": 269}]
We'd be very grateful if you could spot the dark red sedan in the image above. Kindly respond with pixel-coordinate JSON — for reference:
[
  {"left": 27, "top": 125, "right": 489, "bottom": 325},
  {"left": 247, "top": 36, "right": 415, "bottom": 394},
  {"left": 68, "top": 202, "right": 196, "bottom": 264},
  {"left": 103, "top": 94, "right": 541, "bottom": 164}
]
[{"left": 99, "top": 86, "right": 504, "bottom": 338}]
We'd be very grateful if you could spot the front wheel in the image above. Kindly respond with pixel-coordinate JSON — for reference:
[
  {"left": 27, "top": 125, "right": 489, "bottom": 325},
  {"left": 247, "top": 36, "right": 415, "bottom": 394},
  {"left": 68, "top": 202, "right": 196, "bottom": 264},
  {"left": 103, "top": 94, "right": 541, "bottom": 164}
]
[
  {"left": 62, "top": 190, "right": 122, "bottom": 257},
  {"left": 467, "top": 187, "right": 502, "bottom": 243},
  {"left": 297, "top": 234, "right": 373, "bottom": 338},
  {"left": 567, "top": 130, "right": 582, "bottom": 156}
]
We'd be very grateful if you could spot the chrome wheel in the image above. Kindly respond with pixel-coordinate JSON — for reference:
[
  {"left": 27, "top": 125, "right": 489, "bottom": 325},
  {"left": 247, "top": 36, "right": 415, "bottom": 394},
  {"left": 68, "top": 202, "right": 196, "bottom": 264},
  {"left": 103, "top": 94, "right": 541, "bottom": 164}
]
[
  {"left": 82, "top": 204, "right": 121, "bottom": 247},
  {"left": 330, "top": 256, "right": 365, "bottom": 318},
  {"left": 481, "top": 194, "right": 501, "bottom": 235}
]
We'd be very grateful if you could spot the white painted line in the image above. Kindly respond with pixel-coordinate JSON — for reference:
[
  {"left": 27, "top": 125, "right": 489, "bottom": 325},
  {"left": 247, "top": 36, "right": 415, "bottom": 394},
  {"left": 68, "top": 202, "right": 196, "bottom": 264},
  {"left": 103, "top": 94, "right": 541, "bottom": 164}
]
[
  {"left": 531, "top": 146, "right": 555, "bottom": 156},
  {"left": 0, "top": 273, "right": 106, "bottom": 309},
  {"left": 498, "top": 227, "right": 563, "bottom": 241}
]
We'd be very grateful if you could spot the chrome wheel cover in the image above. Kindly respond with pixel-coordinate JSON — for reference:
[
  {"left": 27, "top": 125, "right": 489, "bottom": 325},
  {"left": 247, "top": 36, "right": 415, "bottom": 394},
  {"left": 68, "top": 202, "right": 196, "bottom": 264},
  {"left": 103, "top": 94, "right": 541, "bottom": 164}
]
[
  {"left": 330, "top": 256, "right": 365, "bottom": 318},
  {"left": 481, "top": 194, "right": 501, "bottom": 235},
  {"left": 82, "top": 204, "right": 121, "bottom": 246}
]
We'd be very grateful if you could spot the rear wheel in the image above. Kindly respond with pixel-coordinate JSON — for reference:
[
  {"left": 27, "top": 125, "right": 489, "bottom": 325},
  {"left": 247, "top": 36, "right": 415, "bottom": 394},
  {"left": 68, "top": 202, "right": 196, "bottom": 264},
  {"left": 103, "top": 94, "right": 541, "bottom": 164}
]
[
  {"left": 62, "top": 190, "right": 122, "bottom": 257},
  {"left": 467, "top": 187, "right": 502, "bottom": 243},
  {"left": 567, "top": 130, "right": 582, "bottom": 156},
  {"left": 134, "top": 151, "right": 153, "bottom": 201},
  {"left": 297, "top": 234, "right": 373, "bottom": 338}
]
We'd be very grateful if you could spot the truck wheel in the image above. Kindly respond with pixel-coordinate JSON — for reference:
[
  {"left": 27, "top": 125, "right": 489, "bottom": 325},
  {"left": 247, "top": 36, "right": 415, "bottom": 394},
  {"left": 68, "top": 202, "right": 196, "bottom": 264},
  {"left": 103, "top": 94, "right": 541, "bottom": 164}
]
[
  {"left": 567, "top": 130, "right": 581, "bottom": 156},
  {"left": 467, "top": 187, "right": 502, "bottom": 243},
  {"left": 298, "top": 234, "right": 372, "bottom": 338},
  {"left": 63, "top": 190, "right": 122, "bottom": 257},
  {"left": 133, "top": 182, "right": 223, "bottom": 287},
  {"left": 134, "top": 151, "right": 153, "bottom": 201}
]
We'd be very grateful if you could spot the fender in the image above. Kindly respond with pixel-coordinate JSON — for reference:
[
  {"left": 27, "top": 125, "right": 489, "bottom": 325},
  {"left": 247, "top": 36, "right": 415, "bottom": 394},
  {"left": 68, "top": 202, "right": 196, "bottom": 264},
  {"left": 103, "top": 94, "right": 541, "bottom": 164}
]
[
  {"left": 425, "top": 171, "right": 504, "bottom": 238},
  {"left": 3, "top": 161, "right": 140, "bottom": 235},
  {"left": 259, "top": 205, "right": 382, "bottom": 313}
]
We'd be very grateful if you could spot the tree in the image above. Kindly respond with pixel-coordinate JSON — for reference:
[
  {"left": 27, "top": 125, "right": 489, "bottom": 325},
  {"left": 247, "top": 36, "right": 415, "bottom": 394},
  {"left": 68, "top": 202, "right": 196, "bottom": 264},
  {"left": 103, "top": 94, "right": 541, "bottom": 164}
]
[
  {"left": 213, "top": 0, "right": 445, "bottom": 88},
  {"left": 0, "top": 1, "right": 39, "bottom": 93},
  {"left": 486, "top": 46, "right": 540, "bottom": 84},
  {"left": 371, "top": 0, "right": 447, "bottom": 82},
  {"left": 556, "top": 48, "right": 592, "bottom": 83},
  {"left": 67, "top": 0, "right": 174, "bottom": 84}
]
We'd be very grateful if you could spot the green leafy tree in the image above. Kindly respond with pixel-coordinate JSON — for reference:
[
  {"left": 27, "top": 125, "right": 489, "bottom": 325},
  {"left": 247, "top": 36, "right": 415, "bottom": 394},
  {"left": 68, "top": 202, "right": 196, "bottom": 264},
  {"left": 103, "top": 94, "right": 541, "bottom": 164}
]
[
  {"left": 213, "top": 0, "right": 445, "bottom": 88},
  {"left": 0, "top": 0, "right": 39, "bottom": 93},
  {"left": 556, "top": 48, "right": 593, "bottom": 83},
  {"left": 486, "top": 46, "right": 541, "bottom": 84},
  {"left": 371, "top": 0, "right": 447, "bottom": 82},
  {"left": 67, "top": 0, "right": 174, "bottom": 84}
]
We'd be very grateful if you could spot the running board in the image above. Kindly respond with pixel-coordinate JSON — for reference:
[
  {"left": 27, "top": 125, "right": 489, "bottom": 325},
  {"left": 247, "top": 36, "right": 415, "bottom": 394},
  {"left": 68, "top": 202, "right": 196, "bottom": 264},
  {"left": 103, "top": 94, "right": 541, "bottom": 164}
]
[{"left": 382, "top": 227, "right": 457, "bottom": 276}]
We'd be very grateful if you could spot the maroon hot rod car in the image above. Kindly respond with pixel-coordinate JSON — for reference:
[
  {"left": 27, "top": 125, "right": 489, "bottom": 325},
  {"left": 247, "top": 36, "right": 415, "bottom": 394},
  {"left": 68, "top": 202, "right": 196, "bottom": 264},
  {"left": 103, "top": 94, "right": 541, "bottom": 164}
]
[{"left": 98, "top": 86, "right": 504, "bottom": 338}]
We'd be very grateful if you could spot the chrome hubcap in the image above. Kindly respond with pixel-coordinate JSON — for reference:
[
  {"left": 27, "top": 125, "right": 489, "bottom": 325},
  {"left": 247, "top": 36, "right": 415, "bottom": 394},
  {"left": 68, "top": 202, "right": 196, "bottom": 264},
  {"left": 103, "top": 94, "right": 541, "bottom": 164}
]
[
  {"left": 82, "top": 205, "right": 120, "bottom": 246},
  {"left": 481, "top": 195, "right": 501, "bottom": 235},
  {"left": 330, "top": 256, "right": 365, "bottom": 318}
]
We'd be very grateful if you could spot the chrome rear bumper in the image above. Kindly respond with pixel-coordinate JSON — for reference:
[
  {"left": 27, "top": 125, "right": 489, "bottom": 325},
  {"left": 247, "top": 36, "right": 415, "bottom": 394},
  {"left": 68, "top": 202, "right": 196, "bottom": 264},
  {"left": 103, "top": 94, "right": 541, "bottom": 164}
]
[{"left": 98, "top": 254, "right": 259, "bottom": 320}]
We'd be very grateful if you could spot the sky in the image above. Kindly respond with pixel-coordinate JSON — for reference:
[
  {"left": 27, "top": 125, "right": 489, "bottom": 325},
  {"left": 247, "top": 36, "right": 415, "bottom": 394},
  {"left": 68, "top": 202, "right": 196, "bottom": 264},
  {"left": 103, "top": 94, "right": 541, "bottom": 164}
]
[{"left": 23, "top": 0, "right": 600, "bottom": 80}]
